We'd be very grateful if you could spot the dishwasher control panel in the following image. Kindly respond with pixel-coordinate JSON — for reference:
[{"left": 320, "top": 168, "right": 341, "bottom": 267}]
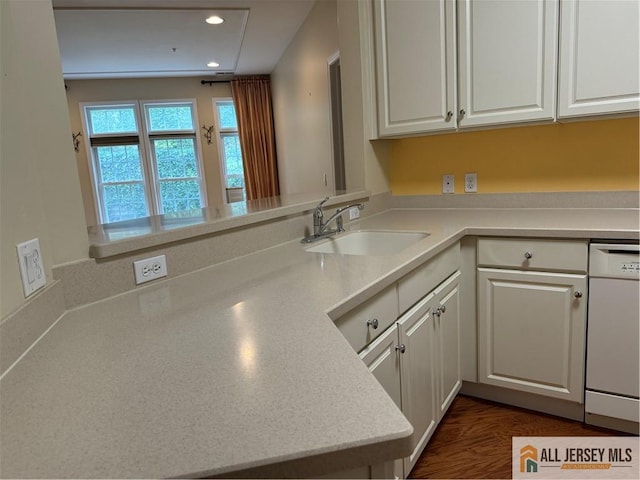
[{"left": 590, "top": 243, "right": 640, "bottom": 280}]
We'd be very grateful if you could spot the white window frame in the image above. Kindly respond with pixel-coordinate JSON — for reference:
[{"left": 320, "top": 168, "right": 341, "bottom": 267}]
[
  {"left": 142, "top": 99, "right": 207, "bottom": 215},
  {"left": 80, "top": 99, "right": 207, "bottom": 224},
  {"left": 213, "top": 98, "right": 245, "bottom": 204}
]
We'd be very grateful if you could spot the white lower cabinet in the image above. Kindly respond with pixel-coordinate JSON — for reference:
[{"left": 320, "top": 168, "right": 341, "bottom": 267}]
[
  {"left": 359, "top": 322, "right": 405, "bottom": 480},
  {"left": 477, "top": 238, "right": 588, "bottom": 403},
  {"left": 397, "top": 292, "right": 438, "bottom": 476},
  {"left": 433, "top": 272, "right": 462, "bottom": 417},
  {"left": 359, "top": 271, "right": 462, "bottom": 479},
  {"left": 478, "top": 269, "right": 587, "bottom": 402}
]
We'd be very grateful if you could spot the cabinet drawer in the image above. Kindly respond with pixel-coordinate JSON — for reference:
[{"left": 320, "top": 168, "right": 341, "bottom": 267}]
[
  {"left": 477, "top": 238, "right": 587, "bottom": 273},
  {"left": 335, "top": 284, "right": 398, "bottom": 353},
  {"left": 398, "top": 243, "right": 460, "bottom": 315}
]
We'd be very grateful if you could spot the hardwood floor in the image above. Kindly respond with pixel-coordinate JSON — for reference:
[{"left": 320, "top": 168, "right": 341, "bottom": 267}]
[{"left": 409, "top": 395, "right": 621, "bottom": 479}]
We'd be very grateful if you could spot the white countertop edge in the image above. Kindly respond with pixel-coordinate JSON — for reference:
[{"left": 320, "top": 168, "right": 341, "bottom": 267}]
[
  {"left": 187, "top": 428, "right": 414, "bottom": 479},
  {"left": 327, "top": 220, "right": 639, "bottom": 320}
]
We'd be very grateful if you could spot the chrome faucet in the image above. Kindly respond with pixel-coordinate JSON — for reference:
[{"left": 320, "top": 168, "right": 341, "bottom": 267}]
[{"left": 301, "top": 197, "right": 365, "bottom": 243}]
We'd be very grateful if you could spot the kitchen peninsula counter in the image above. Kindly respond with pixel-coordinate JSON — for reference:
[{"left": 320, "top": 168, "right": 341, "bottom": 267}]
[{"left": 1, "top": 207, "right": 638, "bottom": 478}]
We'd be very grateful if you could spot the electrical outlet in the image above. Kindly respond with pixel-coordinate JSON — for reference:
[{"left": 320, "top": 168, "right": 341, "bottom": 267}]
[
  {"left": 465, "top": 172, "right": 478, "bottom": 193},
  {"left": 442, "top": 174, "right": 455, "bottom": 194},
  {"left": 16, "top": 238, "right": 46, "bottom": 297},
  {"left": 133, "top": 255, "right": 168, "bottom": 285},
  {"left": 349, "top": 206, "right": 361, "bottom": 220}
]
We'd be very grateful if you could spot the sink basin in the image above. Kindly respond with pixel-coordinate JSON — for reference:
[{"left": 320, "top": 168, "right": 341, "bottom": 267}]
[{"left": 304, "top": 230, "right": 429, "bottom": 256}]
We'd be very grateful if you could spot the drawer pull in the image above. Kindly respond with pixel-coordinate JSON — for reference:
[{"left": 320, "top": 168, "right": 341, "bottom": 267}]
[
  {"left": 574, "top": 291, "right": 583, "bottom": 298},
  {"left": 395, "top": 344, "right": 406, "bottom": 354},
  {"left": 440, "top": 305, "right": 446, "bottom": 314},
  {"left": 366, "top": 318, "right": 379, "bottom": 330},
  {"left": 524, "top": 251, "right": 533, "bottom": 259}
]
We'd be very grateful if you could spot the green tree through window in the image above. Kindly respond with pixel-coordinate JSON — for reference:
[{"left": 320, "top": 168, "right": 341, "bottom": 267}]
[
  {"left": 83, "top": 101, "right": 206, "bottom": 223},
  {"left": 215, "top": 100, "right": 245, "bottom": 201}
]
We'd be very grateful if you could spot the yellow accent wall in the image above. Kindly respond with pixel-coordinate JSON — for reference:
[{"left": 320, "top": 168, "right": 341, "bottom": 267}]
[{"left": 390, "top": 118, "right": 639, "bottom": 194}]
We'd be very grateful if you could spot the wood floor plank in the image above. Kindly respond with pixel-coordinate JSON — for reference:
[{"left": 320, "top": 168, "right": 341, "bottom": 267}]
[{"left": 409, "top": 395, "right": 622, "bottom": 479}]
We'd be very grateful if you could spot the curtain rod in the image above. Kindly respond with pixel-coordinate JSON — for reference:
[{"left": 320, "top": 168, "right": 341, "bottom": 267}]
[
  {"left": 201, "top": 78, "right": 232, "bottom": 86},
  {"left": 200, "top": 73, "right": 235, "bottom": 86},
  {"left": 201, "top": 74, "right": 270, "bottom": 86}
]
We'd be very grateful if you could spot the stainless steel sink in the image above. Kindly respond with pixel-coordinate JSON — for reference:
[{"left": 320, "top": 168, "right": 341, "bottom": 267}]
[{"left": 304, "top": 230, "right": 429, "bottom": 256}]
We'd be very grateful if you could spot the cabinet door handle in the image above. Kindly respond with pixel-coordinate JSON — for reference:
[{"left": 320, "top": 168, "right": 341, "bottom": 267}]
[
  {"left": 395, "top": 344, "right": 406, "bottom": 354},
  {"left": 446, "top": 111, "right": 453, "bottom": 121},
  {"left": 524, "top": 251, "right": 533, "bottom": 259},
  {"left": 459, "top": 109, "right": 466, "bottom": 118},
  {"left": 440, "top": 305, "right": 446, "bottom": 314},
  {"left": 366, "top": 318, "right": 379, "bottom": 329},
  {"left": 574, "top": 291, "right": 583, "bottom": 298}
]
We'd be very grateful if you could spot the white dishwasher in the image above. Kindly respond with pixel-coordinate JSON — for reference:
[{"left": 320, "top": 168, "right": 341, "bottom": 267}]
[{"left": 585, "top": 242, "right": 640, "bottom": 434}]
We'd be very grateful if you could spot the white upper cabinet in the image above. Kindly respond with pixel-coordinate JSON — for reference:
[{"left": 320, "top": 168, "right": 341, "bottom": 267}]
[
  {"left": 457, "top": 0, "right": 558, "bottom": 128},
  {"left": 558, "top": 0, "right": 640, "bottom": 118},
  {"left": 369, "top": 0, "right": 637, "bottom": 138},
  {"left": 373, "top": 0, "right": 457, "bottom": 136}
]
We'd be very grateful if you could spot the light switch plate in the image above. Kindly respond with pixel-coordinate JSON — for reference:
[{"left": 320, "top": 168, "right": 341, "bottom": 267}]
[
  {"left": 442, "top": 174, "right": 455, "bottom": 194},
  {"left": 349, "top": 206, "right": 361, "bottom": 220},
  {"left": 17, "top": 238, "right": 46, "bottom": 297}
]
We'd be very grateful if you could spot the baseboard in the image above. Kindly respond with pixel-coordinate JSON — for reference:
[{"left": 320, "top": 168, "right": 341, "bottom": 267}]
[
  {"left": 461, "top": 381, "right": 585, "bottom": 422},
  {"left": 585, "top": 413, "right": 639, "bottom": 435}
]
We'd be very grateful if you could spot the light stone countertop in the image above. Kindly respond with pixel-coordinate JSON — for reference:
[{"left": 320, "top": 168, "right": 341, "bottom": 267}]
[{"left": 1, "top": 208, "right": 638, "bottom": 479}]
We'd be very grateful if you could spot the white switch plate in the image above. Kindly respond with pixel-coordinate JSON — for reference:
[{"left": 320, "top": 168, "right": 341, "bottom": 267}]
[
  {"left": 442, "top": 174, "right": 455, "bottom": 194},
  {"left": 133, "top": 255, "right": 168, "bottom": 285},
  {"left": 465, "top": 172, "right": 478, "bottom": 193},
  {"left": 349, "top": 206, "right": 361, "bottom": 220},
  {"left": 17, "top": 238, "right": 46, "bottom": 297}
]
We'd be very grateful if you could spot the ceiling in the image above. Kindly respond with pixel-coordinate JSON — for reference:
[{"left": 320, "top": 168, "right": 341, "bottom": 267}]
[{"left": 52, "top": 0, "right": 316, "bottom": 79}]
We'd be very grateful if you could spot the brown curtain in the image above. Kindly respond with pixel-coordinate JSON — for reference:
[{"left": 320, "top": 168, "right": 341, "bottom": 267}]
[{"left": 230, "top": 76, "right": 280, "bottom": 200}]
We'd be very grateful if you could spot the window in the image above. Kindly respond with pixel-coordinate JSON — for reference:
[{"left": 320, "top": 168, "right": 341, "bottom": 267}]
[
  {"left": 214, "top": 99, "right": 245, "bottom": 202},
  {"left": 82, "top": 100, "right": 206, "bottom": 224}
]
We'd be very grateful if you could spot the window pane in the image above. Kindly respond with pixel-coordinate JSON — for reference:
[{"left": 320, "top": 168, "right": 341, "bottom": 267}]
[
  {"left": 95, "top": 145, "right": 143, "bottom": 183},
  {"left": 103, "top": 183, "right": 148, "bottom": 222},
  {"left": 88, "top": 106, "right": 137, "bottom": 134},
  {"left": 147, "top": 105, "right": 194, "bottom": 131},
  {"left": 153, "top": 138, "right": 197, "bottom": 179},
  {"left": 222, "top": 134, "right": 245, "bottom": 188},
  {"left": 159, "top": 180, "right": 202, "bottom": 213},
  {"left": 217, "top": 102, "right": 238, "bottom": 129}
]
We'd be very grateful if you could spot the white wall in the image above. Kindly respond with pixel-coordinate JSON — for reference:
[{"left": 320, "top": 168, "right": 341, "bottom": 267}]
[
  {"left": 272, "top": 0, "right": 389, "bottom": 196},
  {"left": 271, "top": 0, "right": 339, "bottom": 195},
  {"left": 0, "top": 0, "right": 88, "bottom": 318},
  {"left": 338, "top": 0, "right": 389, "bottom": 195}
]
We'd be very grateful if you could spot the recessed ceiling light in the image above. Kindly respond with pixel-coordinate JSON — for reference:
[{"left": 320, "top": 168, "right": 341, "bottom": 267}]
[
  {"left": 206, "top": 15, "right": 224, "bottom": 25},
  {"left": 207, "top": 61, "right": 220, "bottom": 68}
]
